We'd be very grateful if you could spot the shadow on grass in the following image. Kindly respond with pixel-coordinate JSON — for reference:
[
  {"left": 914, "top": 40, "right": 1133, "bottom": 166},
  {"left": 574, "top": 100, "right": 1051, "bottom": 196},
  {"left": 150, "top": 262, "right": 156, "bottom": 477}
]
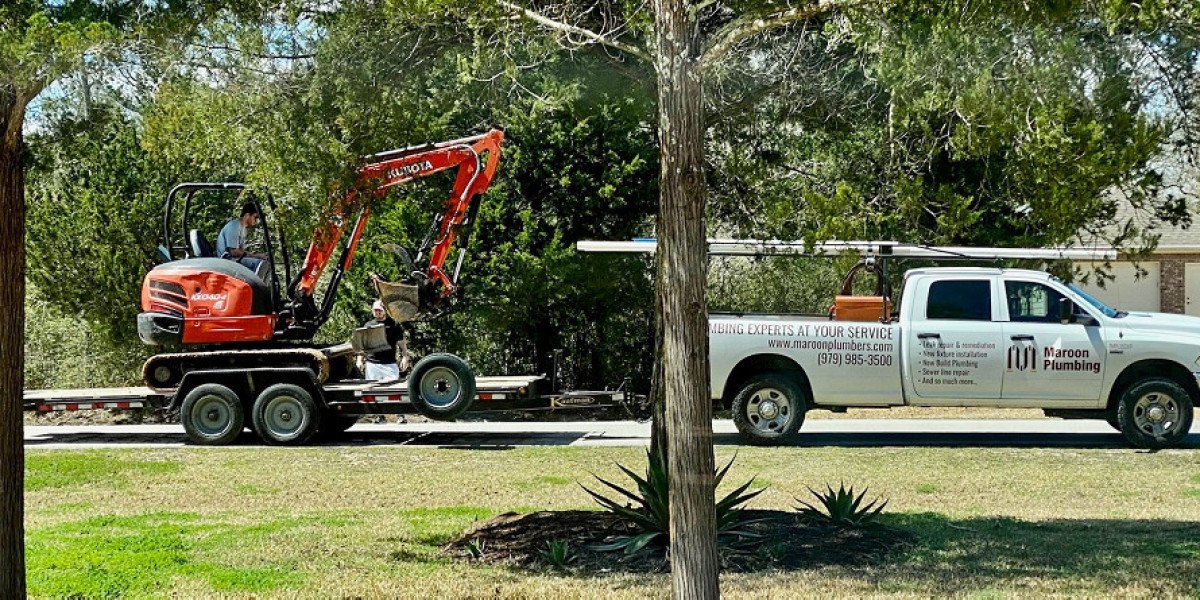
[
  {"left": 439, "top": 510, "right": 1200, "bottom": 594},
  {"left": 712, "top": 431, "right": 1200, "bottom": 449},
  {"left": 882, "top": 513, "right": 1200, "bottom": 593}
]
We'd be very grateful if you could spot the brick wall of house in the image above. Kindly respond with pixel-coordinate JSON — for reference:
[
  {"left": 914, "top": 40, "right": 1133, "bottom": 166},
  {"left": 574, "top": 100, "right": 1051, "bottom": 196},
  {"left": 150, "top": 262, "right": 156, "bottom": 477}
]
[
  {"left": 1161, "top": 260, "right": 1185, "bottom": 313},
  {"left": 1157, "top": 254, "right": 1200, "bottom": 314}
]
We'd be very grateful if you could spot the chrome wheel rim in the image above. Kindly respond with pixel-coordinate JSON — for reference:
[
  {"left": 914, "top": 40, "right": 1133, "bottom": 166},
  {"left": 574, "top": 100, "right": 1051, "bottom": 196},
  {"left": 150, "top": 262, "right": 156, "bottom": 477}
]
[
  {"left": 747, "top": 387, "right": 792, "bottom": 434},
  {"left": 1133, "top": 392, "right": 1182, "bottom": 438},
  {"left": 263, "top": 395, "right": 308, "bottom": 440},
  {"left": 193, "top": 395, "right": 234, "bottom": 437},
  {"left": 420, "top": 366, "right": 462, "bottom": 408}
]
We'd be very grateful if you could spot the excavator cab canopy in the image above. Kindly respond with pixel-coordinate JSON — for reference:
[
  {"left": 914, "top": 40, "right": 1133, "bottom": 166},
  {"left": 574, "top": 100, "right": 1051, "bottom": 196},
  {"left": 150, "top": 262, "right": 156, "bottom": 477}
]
[{"left": 157, "top": 182, "right": 295, "bottom": 312}]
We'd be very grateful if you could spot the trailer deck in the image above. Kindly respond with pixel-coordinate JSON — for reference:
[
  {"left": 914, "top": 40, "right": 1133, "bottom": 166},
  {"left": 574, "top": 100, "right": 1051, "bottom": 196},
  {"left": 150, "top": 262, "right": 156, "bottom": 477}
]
[{"left": 25, "top": 375, "right": 637, "bottom": 418}]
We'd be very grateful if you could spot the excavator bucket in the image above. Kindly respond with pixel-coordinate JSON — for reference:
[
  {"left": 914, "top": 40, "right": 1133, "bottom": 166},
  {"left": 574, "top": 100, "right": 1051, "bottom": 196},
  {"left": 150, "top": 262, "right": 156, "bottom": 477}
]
[{"left": 373, "top": 278, "right": 422, "bottom": 322}]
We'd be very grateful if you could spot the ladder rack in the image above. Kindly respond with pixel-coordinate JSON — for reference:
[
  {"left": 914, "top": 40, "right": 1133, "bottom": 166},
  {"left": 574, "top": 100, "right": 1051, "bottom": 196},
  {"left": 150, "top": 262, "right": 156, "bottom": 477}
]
[{"left": 576, "top": 238, "right": 1119, "bottom": 261}]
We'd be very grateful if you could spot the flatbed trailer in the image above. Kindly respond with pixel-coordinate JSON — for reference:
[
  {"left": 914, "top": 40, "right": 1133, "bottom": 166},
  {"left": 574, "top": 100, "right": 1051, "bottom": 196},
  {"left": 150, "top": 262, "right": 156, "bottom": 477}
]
[{"left": 24, "top": 374, "right": 642, "bottom": 444}]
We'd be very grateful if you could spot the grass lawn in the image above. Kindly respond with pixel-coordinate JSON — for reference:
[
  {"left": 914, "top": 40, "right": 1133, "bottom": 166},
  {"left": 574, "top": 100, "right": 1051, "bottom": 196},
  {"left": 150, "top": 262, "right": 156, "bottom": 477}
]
[{"left": 23, "top": 444, "right": 1200, "bottom": 598}]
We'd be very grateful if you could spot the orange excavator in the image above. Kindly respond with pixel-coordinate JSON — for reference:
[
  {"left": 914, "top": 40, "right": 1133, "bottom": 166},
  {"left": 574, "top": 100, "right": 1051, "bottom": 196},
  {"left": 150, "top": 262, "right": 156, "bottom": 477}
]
[{"left": 136, "top": 130, "right": 503, "bottom": 419}]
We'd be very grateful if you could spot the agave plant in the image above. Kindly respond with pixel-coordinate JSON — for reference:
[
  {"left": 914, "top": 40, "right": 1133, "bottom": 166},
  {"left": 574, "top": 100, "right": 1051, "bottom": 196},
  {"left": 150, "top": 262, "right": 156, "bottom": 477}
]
[
  {"left": 796, "top": 482, "right": 888, "bottom": 528},
  {"left": 581, "top": 447, "right": 766, "bottom": 555},
  {"left": 540, "top": 540, "right": 575, "bottom": 567}
]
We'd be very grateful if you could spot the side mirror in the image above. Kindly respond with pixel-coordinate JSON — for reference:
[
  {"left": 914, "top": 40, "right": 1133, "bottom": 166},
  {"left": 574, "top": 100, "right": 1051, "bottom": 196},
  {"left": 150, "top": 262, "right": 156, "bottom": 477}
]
[{"left": 1058, "top": 297, "right": 1076, "bottom": 324}]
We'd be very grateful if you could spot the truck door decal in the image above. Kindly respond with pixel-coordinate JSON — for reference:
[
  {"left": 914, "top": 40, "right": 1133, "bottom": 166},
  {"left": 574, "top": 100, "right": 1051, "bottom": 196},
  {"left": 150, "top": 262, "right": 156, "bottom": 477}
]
[{"left": 1007, "top": 343, "right": 1037, "bottom": 372}]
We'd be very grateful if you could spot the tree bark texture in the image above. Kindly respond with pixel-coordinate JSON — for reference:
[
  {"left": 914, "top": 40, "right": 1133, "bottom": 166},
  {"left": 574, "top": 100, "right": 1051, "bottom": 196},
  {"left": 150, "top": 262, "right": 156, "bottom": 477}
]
[
  {"left": 649, "top": 214, "right": 668, "bottom": 461},
  {"left": 651, "top": 0, "right": 718, "bottom": 596},
  {"left": 0, "top": 101, "right": 27, "bottom": 598}
]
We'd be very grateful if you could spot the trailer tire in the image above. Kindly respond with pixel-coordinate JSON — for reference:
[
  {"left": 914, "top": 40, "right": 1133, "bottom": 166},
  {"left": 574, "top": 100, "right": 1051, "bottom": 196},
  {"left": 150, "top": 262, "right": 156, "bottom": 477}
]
[
  {"left": 252, "top": 384, "right": 321, "bottom": 446},
  {"left": 732, "top": 373, "right": 806, "bottom": 446},
  {"left": 1117, "top": 377, "right": 1194, "bottom": 449},
  {"left": 180, "top": 384, "right": 245, "bottom": 446},
  {"left": 408, "top": 353, "right": 476, "bottom": 420}
]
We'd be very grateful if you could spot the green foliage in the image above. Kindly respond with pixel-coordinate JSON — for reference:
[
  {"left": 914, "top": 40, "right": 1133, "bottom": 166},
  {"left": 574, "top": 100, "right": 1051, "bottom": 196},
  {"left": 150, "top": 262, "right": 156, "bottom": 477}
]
[
  {"left": 465, "top": 538, "right": 487, "bottom": 560},
  {"left": 20, "top": 1, "right": 659, "bottom": 390},
  {"left": 708, "top": 256, "right": 850, "bottom": 315},
  {"left": 19, "top": 0, "right": 1200, "bottom": 390},
  {"left": 24, "top": 281, "right": 143, "bottom": 388},
  {"left": 582, "top": 447, "right": 765, "bottom": 555},
  {"left": 540, "top": 539, "right": 575, "bottom": 567},
  {"left": 796, "top": 483, "right": 888, "bottom": 528},
  {"left": 0, "top": 6, "right": 117, "bottom": 96},
  {"left": 24, "top": 104, "right": 181, "bottom": 346},
  {"left": 707, "top": 2, "right": 1197, "bottom": 253}
]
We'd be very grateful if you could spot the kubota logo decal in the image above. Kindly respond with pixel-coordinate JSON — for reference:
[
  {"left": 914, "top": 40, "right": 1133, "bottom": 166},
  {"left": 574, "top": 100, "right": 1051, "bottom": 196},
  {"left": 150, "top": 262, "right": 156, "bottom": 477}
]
[
  {"left": 191, "top": 292, "right": 228, "bottom": 302},
  {"left": 387, "top": 160, "right": 434, "bottom": 180}
]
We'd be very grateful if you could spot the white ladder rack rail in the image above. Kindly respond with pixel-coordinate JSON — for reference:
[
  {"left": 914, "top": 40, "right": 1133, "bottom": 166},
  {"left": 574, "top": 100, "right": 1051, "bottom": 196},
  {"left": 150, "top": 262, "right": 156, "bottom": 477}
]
[{"left": 576, "top": 238, "right": 1119, "bottom": 261}]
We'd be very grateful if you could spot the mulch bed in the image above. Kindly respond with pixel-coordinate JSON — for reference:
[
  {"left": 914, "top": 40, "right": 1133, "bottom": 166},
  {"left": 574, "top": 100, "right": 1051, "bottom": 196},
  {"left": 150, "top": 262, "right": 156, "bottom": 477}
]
[{"left": 445, "top": 509, "right": 914, "bottom": 573}]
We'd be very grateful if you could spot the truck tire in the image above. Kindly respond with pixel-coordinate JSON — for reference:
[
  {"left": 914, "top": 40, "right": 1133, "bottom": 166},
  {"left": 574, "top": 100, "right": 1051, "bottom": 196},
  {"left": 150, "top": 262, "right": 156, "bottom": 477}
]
[
  {"left": 732, "top": 373, "right": 806, "bottom": 446},
  {"left": 1116, "top": 377, "right": 1194, "bottom": 449},
  {"left": 1105, "top": 411, "right": 1122, "bottom": 432},
  {"left": 252, "top": 383, "right": 322, "bottom": 446},
  {"left": 408, "top": 353, "right": 476, "bottom": 420},
  {"left": 180, "top": 383, "right": 245, "bottom": 446}
]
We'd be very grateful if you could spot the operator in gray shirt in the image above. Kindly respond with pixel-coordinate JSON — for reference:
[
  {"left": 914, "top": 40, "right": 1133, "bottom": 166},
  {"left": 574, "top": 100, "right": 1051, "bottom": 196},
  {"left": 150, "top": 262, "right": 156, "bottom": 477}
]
[{"left": 216, "top": 202, "right": 270, "bottom": 275}]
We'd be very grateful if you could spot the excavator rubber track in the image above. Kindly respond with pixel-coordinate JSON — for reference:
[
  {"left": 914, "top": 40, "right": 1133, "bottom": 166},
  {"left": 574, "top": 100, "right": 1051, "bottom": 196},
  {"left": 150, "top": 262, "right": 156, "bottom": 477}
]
[{"left": 142, "top": 343, "right": 358, "bottom": 392}]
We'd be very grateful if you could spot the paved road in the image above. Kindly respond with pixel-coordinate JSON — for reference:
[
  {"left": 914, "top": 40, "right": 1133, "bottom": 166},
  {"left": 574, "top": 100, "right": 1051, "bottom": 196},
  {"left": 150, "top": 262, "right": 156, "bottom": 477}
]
[{"left": 23, "top": 419, "right": 1200, "bottom": 449}]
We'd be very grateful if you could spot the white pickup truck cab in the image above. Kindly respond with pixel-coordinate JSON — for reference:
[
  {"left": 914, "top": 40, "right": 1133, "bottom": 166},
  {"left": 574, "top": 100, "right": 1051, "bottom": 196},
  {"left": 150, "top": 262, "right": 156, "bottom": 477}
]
[{"left": 710, "top": 267, "right": 1198, "bottom": 448}]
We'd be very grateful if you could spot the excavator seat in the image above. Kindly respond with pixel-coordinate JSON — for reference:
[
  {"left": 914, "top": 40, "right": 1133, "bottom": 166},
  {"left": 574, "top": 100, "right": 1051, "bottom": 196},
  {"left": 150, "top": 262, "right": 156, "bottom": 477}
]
[{"left": 189, "top": 229, "right": 216, "bottom": 258}]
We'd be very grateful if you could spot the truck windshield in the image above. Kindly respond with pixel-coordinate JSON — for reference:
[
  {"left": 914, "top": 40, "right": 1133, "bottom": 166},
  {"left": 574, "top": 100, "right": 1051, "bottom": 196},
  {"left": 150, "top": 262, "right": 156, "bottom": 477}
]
[{"left": 1065, "top": 283, "right": 1122, "bottom": 318}]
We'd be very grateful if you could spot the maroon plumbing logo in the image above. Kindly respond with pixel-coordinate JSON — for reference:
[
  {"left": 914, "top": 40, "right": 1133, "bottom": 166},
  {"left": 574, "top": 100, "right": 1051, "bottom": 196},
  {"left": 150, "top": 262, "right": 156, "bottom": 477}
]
[{"left": 1007, "top": 343, "right": 1036, "bottom": 372}]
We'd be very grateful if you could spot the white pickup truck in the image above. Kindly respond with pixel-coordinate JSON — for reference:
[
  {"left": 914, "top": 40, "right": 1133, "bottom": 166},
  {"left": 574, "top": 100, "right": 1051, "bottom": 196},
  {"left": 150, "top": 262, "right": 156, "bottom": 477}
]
[{"left": 710, "top": 266, "right": 1198, "bottom": 449}]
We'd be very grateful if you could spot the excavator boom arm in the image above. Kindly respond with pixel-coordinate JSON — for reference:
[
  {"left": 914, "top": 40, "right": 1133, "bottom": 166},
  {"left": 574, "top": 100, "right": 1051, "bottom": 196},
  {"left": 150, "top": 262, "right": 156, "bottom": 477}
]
[{"left": 293, "top": 129, "right": 504, "bottom": 303}]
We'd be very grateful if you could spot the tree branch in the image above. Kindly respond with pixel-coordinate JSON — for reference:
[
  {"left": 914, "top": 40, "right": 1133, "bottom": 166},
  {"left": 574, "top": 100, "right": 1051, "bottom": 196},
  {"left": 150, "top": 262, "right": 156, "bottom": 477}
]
[
  {"left": 700, "top": 0, "right": 869, "bottom": 70},
  {"left": 497, "top": 0, "right": 652, "bottom": 63},
  {"left": 191, "top": 43, "right": 316, "bottom": 60},
  {"left": 2, "top": 93, "right": 28, "bottom": 149}
]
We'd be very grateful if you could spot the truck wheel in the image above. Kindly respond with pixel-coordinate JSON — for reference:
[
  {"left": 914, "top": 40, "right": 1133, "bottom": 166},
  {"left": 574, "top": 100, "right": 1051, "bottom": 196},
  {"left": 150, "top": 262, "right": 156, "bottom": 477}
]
[
  {"left": 252, "top": 384, "right": 321, "bottom": 446},
  {"left": 1117, "top": 378, "right": 1194, "bottom": 449},
  {"left": 180, "top": 384, "right": 245, "bottom": 446},
  {"left": 732, "top": 373, "right": 806, "bottom": 446},
  {"left": 408, "top": 353, "right": 476, "bottom": 420}
]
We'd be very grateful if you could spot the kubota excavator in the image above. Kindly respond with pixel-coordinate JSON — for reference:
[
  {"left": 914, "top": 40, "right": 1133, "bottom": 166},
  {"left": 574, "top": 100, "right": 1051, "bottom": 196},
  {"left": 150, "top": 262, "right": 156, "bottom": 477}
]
[{"left": 135, "top": 130, "right": 503, "bottom": 442}]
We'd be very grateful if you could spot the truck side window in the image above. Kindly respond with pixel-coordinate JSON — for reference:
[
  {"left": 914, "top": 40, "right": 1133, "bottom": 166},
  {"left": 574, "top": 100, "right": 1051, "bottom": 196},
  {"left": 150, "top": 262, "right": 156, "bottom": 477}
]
[
  {"left": 926, "top": 280, "right": 992, "bottom": 321},
  {"left": 1005, "top": 281, "right": 1066, "bottom": 323}
]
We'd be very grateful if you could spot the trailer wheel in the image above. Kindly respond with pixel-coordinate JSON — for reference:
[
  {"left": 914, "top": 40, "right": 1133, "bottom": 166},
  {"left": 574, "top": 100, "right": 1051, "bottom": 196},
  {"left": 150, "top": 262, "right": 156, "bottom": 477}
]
[
  {"left": 180, "top": 384, "right": 245, "bottom": 446},
  {"left": 732, "top": 373, "right": 806, "bottom": 446},
  {"left": 1117, "top": 377, "right": 1194, "bottom": 449},
  {"left": 252, "top": 384, "right": 321, "bottom": 445},
  {"left": 408, "top": 353, "right": 476, "bottom": 420}
]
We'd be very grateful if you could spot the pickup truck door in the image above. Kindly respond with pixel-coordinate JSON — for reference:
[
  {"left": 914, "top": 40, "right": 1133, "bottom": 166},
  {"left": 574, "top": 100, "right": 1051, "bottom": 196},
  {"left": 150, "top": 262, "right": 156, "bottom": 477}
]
[
  {"left": 906, "top": 277, "right": 1006, "bottom": 401},
  {"left": 1000, "top": 279, "right": 1106, "bottom": 402}
]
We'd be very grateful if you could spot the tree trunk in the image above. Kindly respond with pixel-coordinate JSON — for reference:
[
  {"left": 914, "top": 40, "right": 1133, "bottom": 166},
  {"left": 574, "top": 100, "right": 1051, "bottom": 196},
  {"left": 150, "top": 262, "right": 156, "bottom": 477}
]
[
  {"left": 0, "top": 103, "right": 27, "bottom": 598},
  {"left": 651, "top": 0, "right": 718, "bottom": 596},
  {"left": 648, "top": 215, "right": 668, "bottom": 461}
]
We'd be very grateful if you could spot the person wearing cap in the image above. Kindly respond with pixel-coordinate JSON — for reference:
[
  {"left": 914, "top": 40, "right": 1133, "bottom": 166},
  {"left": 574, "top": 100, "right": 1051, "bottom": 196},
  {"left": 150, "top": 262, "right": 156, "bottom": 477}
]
[
  {"left": 216, "top": 202, "right": 269, "bottom": 274},
  {"left": 363, "top": 299, "right": 409, "bottom": 381}
]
